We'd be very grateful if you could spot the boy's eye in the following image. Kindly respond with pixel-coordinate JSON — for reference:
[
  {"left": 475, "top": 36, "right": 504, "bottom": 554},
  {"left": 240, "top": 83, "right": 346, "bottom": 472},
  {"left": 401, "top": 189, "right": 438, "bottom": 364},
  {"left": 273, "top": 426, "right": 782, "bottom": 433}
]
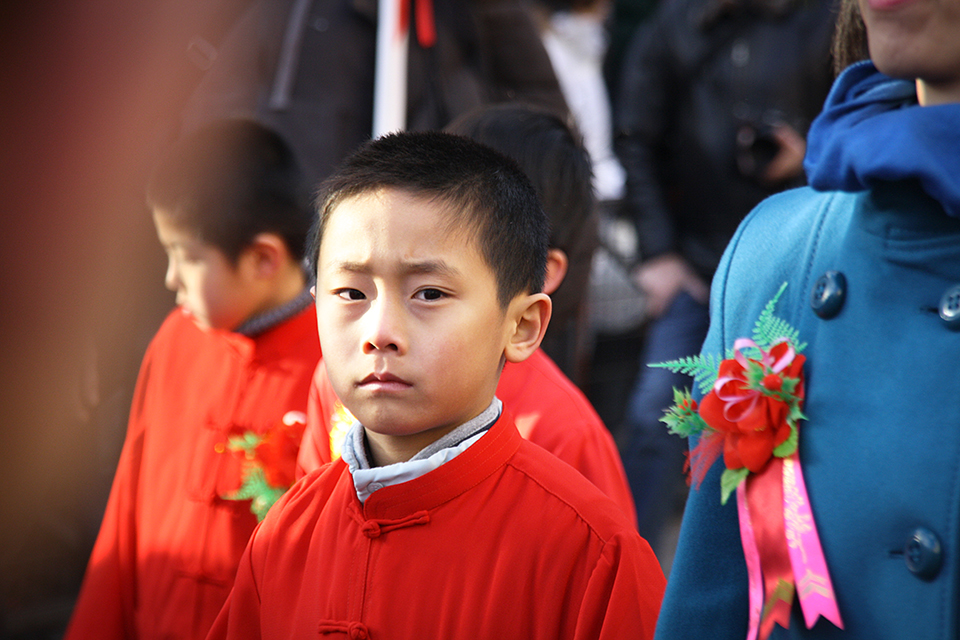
[
  {"left": 416, "top": 288, "right": 446, "bottom": 301},
  {"left": 171, "top": 246, "right": 202, "bottom": 264},
  {"left": 336, "top": 288, "right": 366, "bottom": 301}
]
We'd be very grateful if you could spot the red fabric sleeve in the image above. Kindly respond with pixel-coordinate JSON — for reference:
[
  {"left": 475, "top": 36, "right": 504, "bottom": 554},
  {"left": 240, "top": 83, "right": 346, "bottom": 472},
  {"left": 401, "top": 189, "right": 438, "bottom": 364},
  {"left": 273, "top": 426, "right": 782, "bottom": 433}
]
[
  {"left": 537, "top": 417, "right": 637, "bottom": 525},
  {"left": 574, "top": 532, "right": 665, "bottom": 640},
  {"left": 206, "top": 469, "right": 333, "bottom": 640},
  {"left": 64, "top": 356, "right": 153, "bottom": 640},
  {"left": 295, "top": 361, "right": 332, "bottom": 479},
  {"left": 502, "top": 352, "right": 637, "bottom": 524},
  {"left": 204, "top": 532, "right": 263, "bottom": 640}
]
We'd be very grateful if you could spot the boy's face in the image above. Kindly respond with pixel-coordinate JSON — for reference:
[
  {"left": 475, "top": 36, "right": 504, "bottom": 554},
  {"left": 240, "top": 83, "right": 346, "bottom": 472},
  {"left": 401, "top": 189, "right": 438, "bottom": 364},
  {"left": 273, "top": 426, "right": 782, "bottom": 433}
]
[
  {"left": 315, "top": 188, "right": 516, "bottom": 458},
  {"left": 153, "top": 210, "right": 259, "bottom": 331}
]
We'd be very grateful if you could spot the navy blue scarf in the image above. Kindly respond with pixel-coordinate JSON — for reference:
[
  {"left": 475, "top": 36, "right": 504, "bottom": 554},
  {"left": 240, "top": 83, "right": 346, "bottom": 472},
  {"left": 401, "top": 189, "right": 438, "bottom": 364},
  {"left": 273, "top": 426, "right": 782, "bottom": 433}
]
[{"left": 804, "top": 61, "right": 960, "bottom": 218}]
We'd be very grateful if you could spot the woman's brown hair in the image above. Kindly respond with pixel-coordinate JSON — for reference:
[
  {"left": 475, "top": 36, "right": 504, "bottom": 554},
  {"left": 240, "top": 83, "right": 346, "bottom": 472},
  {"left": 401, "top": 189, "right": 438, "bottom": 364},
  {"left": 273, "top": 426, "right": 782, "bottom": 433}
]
[{"left": 831, "top": 0, "right": 870, "bottom": 75}]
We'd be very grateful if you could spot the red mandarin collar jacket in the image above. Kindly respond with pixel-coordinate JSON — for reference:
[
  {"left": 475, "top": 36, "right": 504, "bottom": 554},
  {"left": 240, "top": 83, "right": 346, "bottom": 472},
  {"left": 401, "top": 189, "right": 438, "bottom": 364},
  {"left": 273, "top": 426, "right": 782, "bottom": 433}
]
[{"left": 209, "top": 410, "right": 664, "bottom": 639}]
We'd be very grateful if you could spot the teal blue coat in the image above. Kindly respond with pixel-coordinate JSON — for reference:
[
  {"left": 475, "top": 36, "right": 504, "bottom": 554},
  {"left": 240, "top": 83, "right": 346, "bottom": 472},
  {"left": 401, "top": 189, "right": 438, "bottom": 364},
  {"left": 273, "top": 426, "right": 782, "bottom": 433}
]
[{"left": 655, "top": 179, "right": 960, "bottom": 638}]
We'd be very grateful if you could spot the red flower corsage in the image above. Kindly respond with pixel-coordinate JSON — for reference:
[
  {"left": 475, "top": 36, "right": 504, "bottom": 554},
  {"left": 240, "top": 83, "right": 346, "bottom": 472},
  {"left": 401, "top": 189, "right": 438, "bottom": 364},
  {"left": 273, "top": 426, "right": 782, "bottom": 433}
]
[
  {"left": 704, "top": 338, "right": 804, "bottom": 476},
  {"left": 221, "top": 411, "right": 307, "bottom": 521},
  {"left": 657, "top": 284, "right": 842, "bottom": 640}
]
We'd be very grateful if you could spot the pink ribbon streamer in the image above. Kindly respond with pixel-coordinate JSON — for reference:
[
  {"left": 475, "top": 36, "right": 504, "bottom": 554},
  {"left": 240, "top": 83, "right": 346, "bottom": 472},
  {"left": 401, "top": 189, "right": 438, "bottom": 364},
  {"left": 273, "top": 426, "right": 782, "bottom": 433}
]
[
  {"left": 737, "top": 482, "right": 763, "bottom": 640},
  {"left": 782, "top": 453, "right": 844, "bottom": 630},
  {"left": 736, "top": 453, "right": 843, "bottom": 640}
]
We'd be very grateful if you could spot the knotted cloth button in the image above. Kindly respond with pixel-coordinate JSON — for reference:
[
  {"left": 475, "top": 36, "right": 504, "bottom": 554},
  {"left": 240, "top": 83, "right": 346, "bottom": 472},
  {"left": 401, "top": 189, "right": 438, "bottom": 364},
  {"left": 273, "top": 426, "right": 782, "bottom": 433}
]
[
  {"left": 318, "top": 620, "right": 370, "bottom": 638},
  {"left": 811, "top": 271, "right": 846, "bottom": 319},
  {"left": 939, "top": 284, "right": 960, "bottom": 330},
  {"left": 361, "top": 521, "right": 382, "bottom": 538},
  {"left": 904, "top": 527, "right": 943, "bottom": 580}
]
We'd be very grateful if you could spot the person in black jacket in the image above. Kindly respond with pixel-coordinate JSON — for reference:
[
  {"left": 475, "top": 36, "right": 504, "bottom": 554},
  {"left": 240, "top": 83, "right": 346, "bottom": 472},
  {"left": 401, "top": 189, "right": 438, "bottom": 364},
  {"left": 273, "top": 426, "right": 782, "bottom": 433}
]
[
  {"left": 180, "top": 0, "right": 569, "bottom": 187},
  {"left": 612, "top": 0, "right": 835, "bottom": 557}
]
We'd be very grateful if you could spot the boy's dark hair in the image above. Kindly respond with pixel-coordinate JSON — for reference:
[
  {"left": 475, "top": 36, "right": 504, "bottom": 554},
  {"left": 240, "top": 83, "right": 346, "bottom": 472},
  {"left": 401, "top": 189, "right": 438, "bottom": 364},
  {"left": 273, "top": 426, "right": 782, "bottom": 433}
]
[
  {"left": 445, "top": 104, "right": 597, "bottom": 330},
  {"left": 146, "top": 118, "right": 313, "bottom": 264},
  {"left": 309, "top": 130, "right": 548, "bottom": 307},
  {"left": 446, "top": 104, "right": 595, "bottom": 262}
]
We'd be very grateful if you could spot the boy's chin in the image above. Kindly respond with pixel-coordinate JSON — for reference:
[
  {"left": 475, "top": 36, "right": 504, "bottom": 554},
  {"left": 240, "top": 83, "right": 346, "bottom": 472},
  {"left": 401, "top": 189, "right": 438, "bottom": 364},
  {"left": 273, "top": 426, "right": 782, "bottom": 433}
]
[
  {"left": 181, "top": 307, "right": 206, "bottom": 327},
  {"left": 181, "top": 308, "right": 220, "bottom": 332},
  {"left": 359, "top": 418, "right": 460, "bottom": 444},
  {"left": 358, "top": 420, "right": 435, "bottom": 438}
]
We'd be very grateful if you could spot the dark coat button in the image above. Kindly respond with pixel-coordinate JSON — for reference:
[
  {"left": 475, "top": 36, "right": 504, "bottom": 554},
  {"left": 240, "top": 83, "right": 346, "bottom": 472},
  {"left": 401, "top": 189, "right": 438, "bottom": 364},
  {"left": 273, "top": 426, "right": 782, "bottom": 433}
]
[
  {"left": 939, "top": 285, "right": 960, "bottom": 330},
  {"left": 811, "top": 271, "right": 846, "bottom": 319},
  {"left": 904, "top": 527, "right": 943, "bottom": 580}
]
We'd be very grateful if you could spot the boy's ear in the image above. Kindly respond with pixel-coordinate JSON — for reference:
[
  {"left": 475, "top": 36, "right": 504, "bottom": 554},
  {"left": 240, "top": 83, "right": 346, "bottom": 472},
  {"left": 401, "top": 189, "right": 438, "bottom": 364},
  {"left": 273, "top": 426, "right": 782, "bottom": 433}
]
[
  {"left": 242, "top": 233, "right": 289, "bottom": 279},
  {"left": 504, "top": 292, "right": 552, "bottom": 364},
  {"left": 543, "top": 248, "right": 568, "bottom": 295}
]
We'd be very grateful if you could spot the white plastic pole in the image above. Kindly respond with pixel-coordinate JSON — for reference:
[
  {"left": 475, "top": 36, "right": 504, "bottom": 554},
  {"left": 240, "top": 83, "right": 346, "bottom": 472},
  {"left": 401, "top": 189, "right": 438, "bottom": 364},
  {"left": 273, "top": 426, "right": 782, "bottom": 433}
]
[{"left": 372, "top": 0, "right": 408, "bottom": 137}]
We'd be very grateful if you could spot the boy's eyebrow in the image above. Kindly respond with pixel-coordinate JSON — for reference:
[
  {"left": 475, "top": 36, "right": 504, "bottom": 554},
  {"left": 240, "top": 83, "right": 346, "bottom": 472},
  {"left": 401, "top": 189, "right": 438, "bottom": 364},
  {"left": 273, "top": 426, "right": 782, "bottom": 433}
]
[{"left": 332, "top": 259, "right": 463, "bottom": 279}]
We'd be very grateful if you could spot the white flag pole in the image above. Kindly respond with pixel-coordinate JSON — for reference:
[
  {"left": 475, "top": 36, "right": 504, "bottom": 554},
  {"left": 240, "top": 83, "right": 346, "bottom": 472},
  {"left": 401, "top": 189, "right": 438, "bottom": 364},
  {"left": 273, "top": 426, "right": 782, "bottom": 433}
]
[{"left": 373, "top": 0, "right": 408, "bottom": 137}]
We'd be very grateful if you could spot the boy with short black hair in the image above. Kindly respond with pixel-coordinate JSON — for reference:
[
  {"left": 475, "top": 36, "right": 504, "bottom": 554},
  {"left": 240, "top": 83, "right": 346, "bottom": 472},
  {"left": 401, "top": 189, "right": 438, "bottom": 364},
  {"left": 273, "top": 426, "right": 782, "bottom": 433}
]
[
  {"left": 298, "top": 104, "right": 636, "bottom": 522},
  {"left": 207, "top": 130, "right": 664, "bottom": 640},
  {"left": 66, "top": 119, "right": 321, "bottom": 640}
]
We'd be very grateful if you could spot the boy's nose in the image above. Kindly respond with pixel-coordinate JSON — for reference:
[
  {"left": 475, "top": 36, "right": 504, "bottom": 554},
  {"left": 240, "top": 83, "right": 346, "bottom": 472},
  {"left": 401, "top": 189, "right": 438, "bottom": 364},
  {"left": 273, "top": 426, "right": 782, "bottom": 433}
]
[
  {"left": 362, "top": 297, "right": 405, "bottom": 354},
  {"left": 163, "top": 257, "right": 180, "bottom": 292}
]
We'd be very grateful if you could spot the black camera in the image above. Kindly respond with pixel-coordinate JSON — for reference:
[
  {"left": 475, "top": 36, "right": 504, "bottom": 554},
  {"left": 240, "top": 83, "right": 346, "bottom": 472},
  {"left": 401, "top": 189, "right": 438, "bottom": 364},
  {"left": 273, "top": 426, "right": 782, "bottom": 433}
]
[{"left": 735, "top": 121, "right": 780, "bottom": 181}]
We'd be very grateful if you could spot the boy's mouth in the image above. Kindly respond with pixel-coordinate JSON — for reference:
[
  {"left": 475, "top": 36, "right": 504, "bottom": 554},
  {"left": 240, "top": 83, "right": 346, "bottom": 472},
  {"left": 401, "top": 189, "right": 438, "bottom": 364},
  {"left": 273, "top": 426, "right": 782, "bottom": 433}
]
[{"left": 358, "top": 372, "right": 412, "bottom": 391}]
